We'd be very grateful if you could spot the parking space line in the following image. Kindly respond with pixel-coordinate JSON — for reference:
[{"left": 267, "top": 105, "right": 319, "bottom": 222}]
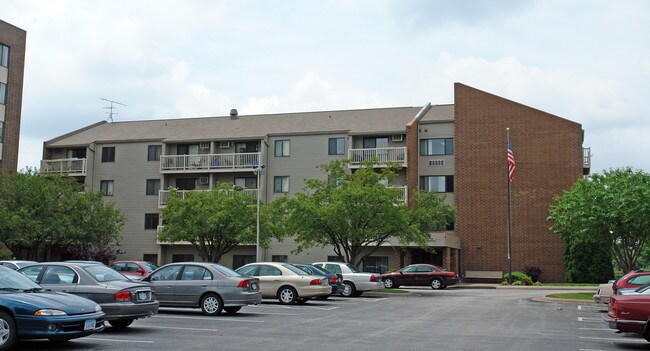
[
  {"left": 85, "top": 337, "right": 154, "bottom": 343},
  {"left": 357, "top": 297, "right": 388, "bottom": 303},
  {"left": 579, "top": 327, "right": 612, "bottom": 331},
  {"left": 144, "top": 325, "right": 219, "bottom": 332},
  {"left": 579, "top": 336, "right": 644, "bottom": 342},
  {"left": 242, "top": 312, "right": 301, "bottom": 316},
  {"left": 578, "top": 317, "right": 603, "bottom": 322},
  {"left": 153, "top": 315, "right": 264, "bottom": 323}
]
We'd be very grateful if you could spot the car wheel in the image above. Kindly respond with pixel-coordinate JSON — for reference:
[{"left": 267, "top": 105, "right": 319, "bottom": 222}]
[
  {"left": 0, "top": 311, "right": 17, "bottom": 351},
  {"left": 430, "top": 278, "right": 444, "bottom": 290},
  {"left": 224, "top": 306, "right": 242, "bottom": 315},
  {"left": 383, "top": 278, "right": 395, "bottom": 288},
  {"left": 644, "top": 322, "right": 650, "bottom": 342},
  {"left": 296, "top": 298, "right": 309, "bottom": 305},
  {"left": 200, "top": 293, "right": 224, "bottom": 316},
  {"left": 341, "top": 281, "right": 356, "bottom": 297},
  {"left": 278, "top": 286, "right": 298, "bottom": 304},
  {"left": 109, "top": 319, "right": 134, "bottom": 329}
]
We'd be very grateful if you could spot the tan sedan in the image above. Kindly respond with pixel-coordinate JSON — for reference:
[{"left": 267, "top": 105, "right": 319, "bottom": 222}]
[{"left": 236, "top": 262, "right": 331, "bottom": 304}]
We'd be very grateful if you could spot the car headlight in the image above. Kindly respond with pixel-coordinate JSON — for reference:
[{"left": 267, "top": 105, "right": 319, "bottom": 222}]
[
  {"left": 95, "top": 304, "right": 102, "bottom": 312},
  {"left": 34, "top": 309, "right": 68, "bottom": 316}
]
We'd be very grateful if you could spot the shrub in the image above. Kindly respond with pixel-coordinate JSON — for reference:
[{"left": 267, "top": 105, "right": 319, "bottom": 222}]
[
  {"left": 523, "top": 266, "right": 542, "bottom": 282},
  {"left": 502, "top": 271, "right": 533, "bottom": 286}
]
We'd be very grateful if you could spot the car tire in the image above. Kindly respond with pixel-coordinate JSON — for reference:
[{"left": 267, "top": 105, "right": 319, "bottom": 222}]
[
  {"left": 109, "top": 319, "right": 134, "bottom": 329},
  {"left": 224, "top": 306, "right": 242, "bottom": 315},
  {"left": 200, "top": 294, "right": 224, "bottom": 316},
  {"left": 0, "top": 311, "right": 17, "bottom": 351},
  {"left": 644, "top": 322, "right": 650, "bottom": 342},
  {"left": 278, "top": 286, "right": 298, "bottom": 304},
  {"left": 430, "top": 278, "right": 444, "bottom": 290},
  {"left": 383, "top": 278, "right": 395, "bottom": 288},
  {"left": 341, "top": 281, "right": 356, "bottom": 297},
  {"left": 353, "top": 291, "right": 363, "bottom": 297}
]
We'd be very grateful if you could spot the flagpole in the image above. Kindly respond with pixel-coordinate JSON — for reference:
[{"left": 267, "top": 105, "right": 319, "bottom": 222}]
[{"left": 507, "top": 128, "right": 513, "bottom": 284}]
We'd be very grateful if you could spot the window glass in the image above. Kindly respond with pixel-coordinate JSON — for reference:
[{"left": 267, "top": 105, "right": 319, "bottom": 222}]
[
  {"left": 20, "top": 265, "right": 45, "bottom": 282},
  {"left": 0, "top": 121, "right": 4, "bottom": 143},
  {"left": 236, "top": 265, "right": 258, "bottom": 277},
  {"left": 143, "top": 254, "right": 158, "bottom": 266},
  {"left": 420, "top": 138, "right": 453, "bottom": 156},
  {"left": 282, "top": 264, "right": 309, "bottom": 275},
  {"left": 363, "top": 256, "right": 388, "bottom": 274},
  {"left": 272, "top": 255, "right": 288, "bottom": 263},
  {"left": 0, "top": 45, "right": 8, "bottom": 67},
  {"left": 208, "top": 263, "right": 242, "bottom": 278},
  {"left": 112, "top": 263, "right": 126, "bottom": 272},
  {"left": 416, "top": 266, "right": 434, "bottom": 272},
  {"left": 101, "top": 147, "right": 115, "bottom": 162},
  {"left": 328, "top": 138, "right": 345, "bottom": 155},
  {"left": 84, "top": 265, "right": 129, "bottom": 282},
  {"left": 146, "top": 179, "right": 161, "bottom": 195},
  {"left": 181, "top": 266, "right": 212, "bottom": 280},
  {"left": 274, "top": 140, "right": 290, "bottom": 157},
  {"left": 274, "top": 176, "right": 289, "bottom": 193},
  {"left": 42, "top": 266, "right": 77, "bottom": 284},
  {"left": 401, "top": 266, "right": 418, "bottom": 273},
  {"left": 0, "top": 83, "right": 6, "bottom": 105},
  {"left": 171, "top": 254, "right": 194, "bottom": 263},
  {"left": 151, "top": 265, "right": 182, "bottom": 281},
  {"left": 629, "top": 275, "right": 650, "bottom": 285},
  {"left": 420, "top": 176, "right": 454, "bottom": 193},
  {"left": 258, "top": 265, "right": 282, "bottom": 276},
  {"left": 148, "top": 145, "right": 162, "bottom": 161},
  {"left": 100, "top": 180, "right": 114, "bottom": 196},
  {"left": 234, "top": 177, "right": 257, "bottom": 189},
  {"left": 233, "top": 255, "right": 256, "bottom": 269},
  {"left": 324, "top": 264, "right": 342, "bottom": 274}
]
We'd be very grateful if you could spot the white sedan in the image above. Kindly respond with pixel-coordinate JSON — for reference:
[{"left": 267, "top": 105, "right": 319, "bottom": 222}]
[{"left": 312, "top": 262, "right": 384, "bottom": 297}]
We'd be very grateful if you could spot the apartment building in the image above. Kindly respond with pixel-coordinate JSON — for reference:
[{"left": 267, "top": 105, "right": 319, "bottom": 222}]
[
  {"left": 0, "top": 20, "right": 26, "bottom": 172},
  {"left": 41, "top": 83, "right": 590, "bottom": 282}
]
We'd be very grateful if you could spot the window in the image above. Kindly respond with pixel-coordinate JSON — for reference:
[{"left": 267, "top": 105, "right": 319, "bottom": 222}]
[
  {"left": 420, "top": 138, "right": 453, "bottom": 156},
  {"left": 148, "top": 145, "right": 161, "bottom": 161},
  {"left": 274, "top": 176, "right": 289, "bottom": 193},
  {"left": 234, "top": 177, "right": 257, "bottom": 189},
  {"left": 100, "top": 180, "right": 114, "bottom": 196},
  {"left": 0, "top": 44, "right": 8, "bottom": 67},
  {"left": 143, "top": 254, "right": 158, "bottom": 264},
  {"left": 0, "top": 82, "right": 6, "bottom": 105},
  {"left": 66, "top": 148, "right": 86, "bottom": 159},
  {"left": 42, "top": 266, "right": 77, "bottom": 284},
  {"left": 274, "top": 140, "right": 290, "bottom": 157},
  {"left": 175, "top": 178, "right": 196, "bottom": 190},
  {"left": 181, "top": 266, "right": 212, "bottom": 280},
  {"left": 151, "top": 265, "right": 182, "bottom": 281},
  {"left": 144, "top": 213, "right": 159, "bottom": 230},
  {"left": 0, "top": 121, "right": 3, "bottom": 143},
  {"left": 272, "top": 255, "right": 288, "bottom": 263},
  {"left": 172, "top": 254, "right": 194, "bottom": 263},
  {"left": 363, "top": 256, "right": 388, "bottom": 274},
  {"left": 235, "top": 142, "right": 259, "bottom": 153},
  {"left": 420, "top": 176, "right": 454, "bottom": 193},
  {"left": 328, "top": 138, "right": 345, "bottom": 155},
  {"left": 146, "top": 179, "right": 161, "bottom": 195},
  {"left": 233, "top": 255, "right": 256, "bottom": 269},
  {"left": 363, "top": 137, "right": 389, "bottom": 149},
  {"left": 327, "top": 256, "right": 344, "bottom": 262},
  {"left": 258, "top": 265, "right": 282, "bottom": 276},
  {"left": 101, "top": 146, "right": 115, "bottom": 162}
]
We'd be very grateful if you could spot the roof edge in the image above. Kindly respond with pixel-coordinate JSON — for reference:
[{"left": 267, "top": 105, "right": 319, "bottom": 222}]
[{"left": 44, "top": 121, "right": 108, "bottom": 145}]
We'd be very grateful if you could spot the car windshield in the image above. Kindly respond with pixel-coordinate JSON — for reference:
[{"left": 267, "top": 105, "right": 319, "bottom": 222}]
[
  {"left": 345, "top": 263, "right": 360, "bottom": 273},
  {"left": 282, "top": 264, "right": 310, "bottom": 275},
  {"left": 141, "top": 262, "right": 159, "bottom": 272},
  {"left": 84, "top": 265, "right": 130, "bottom": 282},
  {"left": 0, "top": 267, "right": 41, "bottom": 290},
  {"left": 302, "top": 265, "right": 329, "bottom": 275},
  {"left": 208, "top": 264, "right": 242, "bottom": 277},
  {"left": 636, "top": 283, "right": 650, "bottom": 293}
]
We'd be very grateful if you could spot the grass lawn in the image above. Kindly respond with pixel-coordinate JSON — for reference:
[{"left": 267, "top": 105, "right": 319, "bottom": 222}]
[
  {"left": 541, "top": 283, "right": 599, "bottom": 287},
  {"left": 377, "top": 288, "right": 410, "bottom": 294},
  {"left": 545, "top": 292, "right": 594, "bottom": 300}
]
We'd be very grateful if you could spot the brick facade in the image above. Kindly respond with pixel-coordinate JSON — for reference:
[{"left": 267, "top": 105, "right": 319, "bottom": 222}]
[
  {"left": 0, "top": 20, "right": 26, "bottom": 172},
  {"left": 454, "top": 83, "right": 584, "bottom": 282}
]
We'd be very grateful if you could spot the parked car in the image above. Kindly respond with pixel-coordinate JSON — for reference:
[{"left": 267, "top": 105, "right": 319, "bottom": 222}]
[
  {"left": 381, "top": 263, "right": 458, "bottom": 290},
  {"left": 236, "top": 262, "right": 331, "bottom": 304},
  {"left": 292, "top": 263, "right": 343, "bottom": 298},
  {"left": 604, "top": 294, "right": 650, "bottom": 341},
  {"left": 0, "top": 260, "right": 37, "bottom": 270},
  {"left": 593, "top": 280, "right": 616, "bottom": 303},
  {"left": 612, "top": 270, "right": 650, "bottom": 295},
  {"left": 18, "top": 262, "right": 158, "bottom": 329},
  {"left": 110, "top": 260, "right": 159, "bottom": 280},
  {"left": 312, "top": 262, "right": 384, "bottom": 297},
  {"left": 142, "top": 262, "right": 261, "bottom": 315},
  {"left": 0, "top": 266, "right": 105, "bottom": 349}
]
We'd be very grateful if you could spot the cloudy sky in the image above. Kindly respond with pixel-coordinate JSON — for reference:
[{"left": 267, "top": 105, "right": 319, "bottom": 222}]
[{"left": 2, "top": 0, "right": 648, "bottom": 173}]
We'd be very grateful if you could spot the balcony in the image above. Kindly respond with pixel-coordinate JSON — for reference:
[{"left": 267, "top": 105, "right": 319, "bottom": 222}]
[
  {"left": 158, "top": 188, "right": 258, "bottom": 207},
  {"left": 160, "top": 152, "right": 260, "bottom": 173},
  {"left": 348, "top": 147, "right": 407, "bottom": 168},
  {"left": 388, "top": 185, "right": 408, "bottom": 203},
  {"left": 41, "top": 158, "right": 87, "bottom": 176}
]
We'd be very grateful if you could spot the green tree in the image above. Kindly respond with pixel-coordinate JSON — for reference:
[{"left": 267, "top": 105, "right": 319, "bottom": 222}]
[
  {"left": 159, "top": 183, "right": 266, "bottom": 262},
  {"left": 549, "top": 168, "right": 650, "bottom": 276},
  {"left": 274, "top": 160, "right": 455, "bottom": 267},
  {"left": 0, "top": 170, "right": 125, "bottom": 261}
]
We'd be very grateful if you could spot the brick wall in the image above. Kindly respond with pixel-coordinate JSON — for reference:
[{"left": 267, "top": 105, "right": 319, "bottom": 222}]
[
  {"left": 0, "top": 20, "right": 26, "bottom": 172},
  {"left": 454, "top": 83, "right": 584, "bottom": 282}
]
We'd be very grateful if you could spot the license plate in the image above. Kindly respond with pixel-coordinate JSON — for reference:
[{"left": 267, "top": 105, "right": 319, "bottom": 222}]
[
  {"left": 84, "top": 319, "right": 95, "bottom": 331},
  {"left": 138, "top": 291, "right": 149, "bottom": 301}
]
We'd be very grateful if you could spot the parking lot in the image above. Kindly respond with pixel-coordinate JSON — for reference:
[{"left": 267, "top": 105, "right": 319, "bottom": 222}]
[{"left": 12, "top": 288, "right": 650, "bottom": 351}]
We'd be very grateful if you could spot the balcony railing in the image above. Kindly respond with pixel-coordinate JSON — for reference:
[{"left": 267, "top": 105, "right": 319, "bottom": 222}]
[
  {"left": 158, "top": 188, "right": 258, "bottom": 207},
  {"left": 388, "top": 185, "right": 408, "bottom": 203},
  {"left": 160, "top": 152, "right": 260, "bottom": 173},
  {"left": 41, "top": 158, "right": 87, "bottom": 176},
  {"left": 348, "top": 147, "right": 407, "bottom": 168}
]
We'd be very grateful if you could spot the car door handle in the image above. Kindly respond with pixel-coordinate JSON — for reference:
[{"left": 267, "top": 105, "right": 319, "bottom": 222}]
[
  {"left": 167, "top": 285, "right": 173, "bottom": 288},
  {"left": 201, "top": 285, "right": 207, "bottom": 287}
]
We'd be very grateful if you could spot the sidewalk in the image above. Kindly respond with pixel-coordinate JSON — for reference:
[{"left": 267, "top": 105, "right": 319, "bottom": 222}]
[{"left": 450, "top": 282, "right": 597, "bottom": 291}]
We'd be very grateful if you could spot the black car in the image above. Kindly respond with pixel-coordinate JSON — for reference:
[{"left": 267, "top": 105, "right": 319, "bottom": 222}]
[
  {"left": 292, "top": 263, "right": 343, "bottom": 299},
  {"left": 19, "top": 262, "right": 159, "bottom": 328}
]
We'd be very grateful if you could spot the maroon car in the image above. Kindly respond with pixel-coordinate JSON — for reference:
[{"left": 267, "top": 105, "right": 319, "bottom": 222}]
[
  {"left": 612, "top": 270, "right": 650, "bottom": 294},
  {"left": 110, "top": 261, "right": 159, "bottom": 279},
  {"left": 604, "top": 294, "right": 650, "bottom": 341},
  {"left": 381, "top": 264, "right": 458, "bottom": 290}
]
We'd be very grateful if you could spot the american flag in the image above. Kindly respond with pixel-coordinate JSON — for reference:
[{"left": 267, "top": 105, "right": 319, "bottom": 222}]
[{"left": 507, "top": 137, "right": 516, "bottom": 182}]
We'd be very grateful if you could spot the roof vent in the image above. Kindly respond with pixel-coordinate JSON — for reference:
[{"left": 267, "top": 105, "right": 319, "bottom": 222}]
[{"left": 230, "top": 109, "right": 238, "bottom": 119}]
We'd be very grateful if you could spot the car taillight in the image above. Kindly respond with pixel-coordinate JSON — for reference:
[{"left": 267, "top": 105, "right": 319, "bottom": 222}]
[
  {"left": 329, "top": 276, "right": 338, "bottom": 284},
  {"left": 237, "top": 279, "right": 250, "bottom": 288},
  {"left": 310, "top": 279, "right": 322, "bottom": 285},
  {"left": 612, "top": 282, "right": 618, "bottom": 294},
  {"left": 370, "top": 275, "right": 378, "bottom": 282},
  {"left": 611, "top": 299, "right": 618, "bottom": 317},
  {"left": 114, "top": 290, "right": 131, "bottom": 302},
  {"left": 450, "top": 272, "right": 456, "bottom": 277}
]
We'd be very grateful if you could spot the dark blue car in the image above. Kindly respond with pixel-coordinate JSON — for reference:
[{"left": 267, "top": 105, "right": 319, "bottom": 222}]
[
  {"left": 0, "top": 266, "right": 105, "bottom": 350},
  {"left": 292, "top": 264, "right": 343, "bottom": 299}
]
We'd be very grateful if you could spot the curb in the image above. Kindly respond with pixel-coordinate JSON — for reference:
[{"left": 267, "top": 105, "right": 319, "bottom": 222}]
[{"left": 532, "top": 296, "right": 601, "bottom": 305}]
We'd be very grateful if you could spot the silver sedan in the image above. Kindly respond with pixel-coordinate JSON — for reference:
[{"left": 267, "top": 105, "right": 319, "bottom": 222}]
[{"left": 143, "top": 262, "right": 262, "bottom": 315}]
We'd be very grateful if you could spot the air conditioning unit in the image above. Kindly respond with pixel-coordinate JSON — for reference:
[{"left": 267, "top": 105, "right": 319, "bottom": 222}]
[
  {"left": 198, "top": 176, "right": 209, "bottom": 185},
  {"left": 199, "top": 142, "right": 210, "bottom": 150},
  {"left": 392, "top": 134, "right": 404, "bottom": 142},
  {"left": 429, "top": 160, "right": 444, "bottom": 167},
  {"left": 219, "top": 141, "right": 231, "bottom": 149}
]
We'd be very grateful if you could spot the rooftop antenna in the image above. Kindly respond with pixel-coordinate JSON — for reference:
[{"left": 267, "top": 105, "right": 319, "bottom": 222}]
[{"left": 100, "top": 98, "right": 127, "bottom": 123}]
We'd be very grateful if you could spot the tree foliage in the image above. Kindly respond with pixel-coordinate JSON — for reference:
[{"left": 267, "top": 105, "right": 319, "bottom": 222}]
[
  {"left": 0, "top": 170, "right": 125, "bottom": 261},
  {"left": 272, "top": 160, "right": 455, "bottom": 267},
  {"left": 159, "top": 183, "right": 269, "bottom": 263},
  {"left": 549, "top": 168, "right": 650, "bottom": 276}
]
